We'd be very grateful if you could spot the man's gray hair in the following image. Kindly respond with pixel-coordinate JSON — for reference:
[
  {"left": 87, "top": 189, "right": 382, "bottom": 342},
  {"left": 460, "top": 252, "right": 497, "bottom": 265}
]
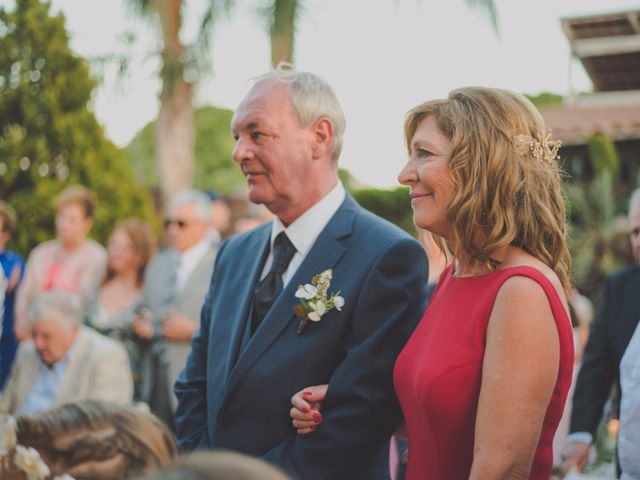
[
  {"left": 258, "top": 63, "right": 346, "bottom": 164},
  {"left": 27, "top": 290, "right": 83, "bottom": 330},
  {"left": 169, "top": 190, "right": 213, "bottom": 223}
]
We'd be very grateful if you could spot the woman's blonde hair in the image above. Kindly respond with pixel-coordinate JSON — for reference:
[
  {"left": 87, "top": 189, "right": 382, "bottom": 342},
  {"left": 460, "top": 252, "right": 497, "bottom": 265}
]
[
  {"left": 14, "top": 400, "right": 178, "bottom": 479},
  {"left": 404, "top": 86, "right": 571, "bottom": 294}
]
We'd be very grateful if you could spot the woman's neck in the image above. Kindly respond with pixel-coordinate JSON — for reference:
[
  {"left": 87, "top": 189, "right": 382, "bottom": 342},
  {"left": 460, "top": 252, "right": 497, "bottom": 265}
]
[
  {"left": 107, "top": 268, "right": 139, "bottom": 288},
  {"left": 59, "top": 238, "right": 84, "bottom": 253},
  {"left": 453, "top": 246, "right": 510, "bottom": 277}
]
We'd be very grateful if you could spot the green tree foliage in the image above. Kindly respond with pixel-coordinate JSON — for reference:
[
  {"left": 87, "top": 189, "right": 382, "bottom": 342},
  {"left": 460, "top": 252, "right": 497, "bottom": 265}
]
[
  {"left": 127, "top": 105, "right": 243, "bottom": 194},
  {"left": 352, "top": 187, "right": 414, "bottom": 235},
  {"left": 524, "top": 92, "right": 563, "bottom": 109},
  {"left": 588, "top": 131, "right": 619, "bottom": 178},
  {"left": 0, "top": 0, "right": 158, "bottom": 256},
  {"left": 565, "top": 133, "right": 630, "bottom": 298}
]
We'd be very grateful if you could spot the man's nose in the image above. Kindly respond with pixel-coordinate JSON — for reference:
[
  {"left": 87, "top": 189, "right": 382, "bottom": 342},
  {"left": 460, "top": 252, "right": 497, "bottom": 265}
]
[{"left": 232, "top": 137, "right": 252, "bottom": 165}]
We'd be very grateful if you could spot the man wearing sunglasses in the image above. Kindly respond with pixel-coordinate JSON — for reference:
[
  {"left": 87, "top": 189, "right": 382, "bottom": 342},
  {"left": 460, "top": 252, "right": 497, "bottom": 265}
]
[{"left": 134, "top": 189, "right": 218, "bottom": 428}]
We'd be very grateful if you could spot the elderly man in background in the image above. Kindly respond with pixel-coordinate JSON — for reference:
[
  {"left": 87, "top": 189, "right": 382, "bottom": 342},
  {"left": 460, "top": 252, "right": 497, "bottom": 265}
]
[
  {"left": 134, "top": 189, "right": 217, "bottom": 426},
  {"left": 0, "top": 290, "right": 132, "bottom": 416},
  {"left": 561, "top": 189, "right": 640, "bottom": 477}
]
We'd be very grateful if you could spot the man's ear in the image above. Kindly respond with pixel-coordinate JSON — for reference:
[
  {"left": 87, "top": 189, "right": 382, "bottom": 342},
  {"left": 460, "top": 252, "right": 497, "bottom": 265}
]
[{"left": 310, "top": 117, "right": 334, "bottom": 160}]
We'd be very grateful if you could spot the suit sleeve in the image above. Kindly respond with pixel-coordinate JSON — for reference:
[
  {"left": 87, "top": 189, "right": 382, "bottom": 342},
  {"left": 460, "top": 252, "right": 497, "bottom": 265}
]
[
  {"left": 174, "top": 243, "right": 225, "bottom": 451},
  {"left": 570, "top": 276, "right": 617, "bottom": 436},
  {"left": 265, "top": 238, "right": 428, "bottom": 479},
  {"left": 88, "top": 341, "right": 134, "bottom": 404}
]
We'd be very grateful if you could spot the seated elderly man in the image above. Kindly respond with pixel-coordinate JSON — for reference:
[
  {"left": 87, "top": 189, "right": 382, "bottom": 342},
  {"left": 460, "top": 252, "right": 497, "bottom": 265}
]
[{"left": 0, "top": 290, "right": 132, "bottom": 416}]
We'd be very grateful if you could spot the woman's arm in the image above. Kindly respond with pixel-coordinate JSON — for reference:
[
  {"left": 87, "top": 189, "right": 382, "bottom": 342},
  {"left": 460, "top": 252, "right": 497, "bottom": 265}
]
[{"left": 469, "top": 275, "right": 561, "bottom": 479}]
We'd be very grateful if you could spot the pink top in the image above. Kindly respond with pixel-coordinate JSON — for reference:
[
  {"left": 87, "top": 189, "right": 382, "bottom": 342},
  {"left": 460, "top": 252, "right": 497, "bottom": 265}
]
[
  {"left": 15, "top": 239, "right": 107, "bottom": 329},
  {"left": 394, "top": 265, "right": 574, "bottom": 480}
]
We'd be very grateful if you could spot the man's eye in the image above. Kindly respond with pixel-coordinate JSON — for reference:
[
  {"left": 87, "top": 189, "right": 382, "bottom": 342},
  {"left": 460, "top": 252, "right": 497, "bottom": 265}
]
[{"left": 251, "top": 131, "right": 265, "bottom": 141}]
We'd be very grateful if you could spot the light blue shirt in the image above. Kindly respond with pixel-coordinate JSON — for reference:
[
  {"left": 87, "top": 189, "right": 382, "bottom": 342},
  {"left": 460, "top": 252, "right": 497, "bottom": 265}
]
[
  {"left": 620, "top": 322, "right": 640, "bottom": 479},
  {"left": 19, "top": 342, "right": 76, "bottom": 415}
]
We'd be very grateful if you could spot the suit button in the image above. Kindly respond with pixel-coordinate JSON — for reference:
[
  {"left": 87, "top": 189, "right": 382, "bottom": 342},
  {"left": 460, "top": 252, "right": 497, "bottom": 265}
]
[{"left": 217, "top": 414, "right": 230, "bottom": 428}]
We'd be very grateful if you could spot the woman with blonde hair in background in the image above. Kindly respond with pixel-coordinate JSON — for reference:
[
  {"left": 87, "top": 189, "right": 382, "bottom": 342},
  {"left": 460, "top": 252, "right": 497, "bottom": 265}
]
[
  {"left": 291, "top": 87, "right": 574, "bottom": 479},
  {"left": 135, "top": 451, "right": 291, "bottom": 480},
  {"left": 14, "top": 185, "right": 107, "bottom": 341},
  {"left": 0, "top": 400, "right": 177, "bottom": 479}
]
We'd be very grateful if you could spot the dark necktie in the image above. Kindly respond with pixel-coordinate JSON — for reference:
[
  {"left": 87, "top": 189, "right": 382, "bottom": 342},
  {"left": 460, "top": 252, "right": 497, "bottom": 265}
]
[{"left": 251, "top": 232, "right": 297, "bottom": 334}]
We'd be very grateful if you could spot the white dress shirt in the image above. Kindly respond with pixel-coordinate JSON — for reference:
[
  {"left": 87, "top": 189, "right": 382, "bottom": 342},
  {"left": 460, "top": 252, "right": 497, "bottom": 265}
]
[
  {"left": 619, "top": 322, "right": 640, "bottom": 479},
  {"left": 20, "top": 340, "right": 77, "bottom": 415},
  {"left": 262, "top": 182, "right": 346, "bottom": 286},
  {"left": 176, "top": 238, "right": 211, "bottom": 292}
]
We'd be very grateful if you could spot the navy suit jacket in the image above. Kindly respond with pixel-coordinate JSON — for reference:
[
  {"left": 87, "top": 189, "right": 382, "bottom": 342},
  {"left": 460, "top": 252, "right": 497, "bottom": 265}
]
[
  {"left": 175, "top": 194, "right": 428, "bottom": 479},
  {"left": 570, "top": 264, "right": 640, "bottom": 436}
]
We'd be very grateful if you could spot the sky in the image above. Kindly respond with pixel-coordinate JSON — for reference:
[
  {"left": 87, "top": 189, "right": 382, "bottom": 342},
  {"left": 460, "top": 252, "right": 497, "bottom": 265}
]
[{"left": 37, "top": 0, "right": 640, "bottom": 188}]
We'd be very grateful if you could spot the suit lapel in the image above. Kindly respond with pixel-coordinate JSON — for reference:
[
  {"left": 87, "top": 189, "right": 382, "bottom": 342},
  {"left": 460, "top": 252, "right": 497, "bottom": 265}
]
[
  {"left": 224, "top": 226, "right": 271, "bottom": 371},
  {"left": 174, "top": 246, "right": 216, "bottom": 306},
  {"left": 224, "top": 197, "right": 358, "bottom": 400},
  {"left": 15, "top": 352, "right": 39, "bottom": 411},
  {"left": 56, "top": 328, "right": 89, "bottom": 404}
]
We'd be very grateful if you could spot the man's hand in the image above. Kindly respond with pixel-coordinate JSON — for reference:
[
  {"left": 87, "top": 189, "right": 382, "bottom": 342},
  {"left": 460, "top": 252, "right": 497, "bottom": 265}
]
[
  {"left": 132, "top": 308, "right": 154, "bottom": 340},
  {"left": 560, "top": 441, "right": 590, "bottom": 474},
  {"left": 161, "top": 312, "right": 197, "bottom": 341}
]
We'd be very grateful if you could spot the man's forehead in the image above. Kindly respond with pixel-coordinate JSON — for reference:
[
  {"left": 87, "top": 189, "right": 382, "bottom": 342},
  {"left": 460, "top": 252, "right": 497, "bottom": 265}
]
[{"left": 232, "top": 81, "right": 292, "bottom": 130}]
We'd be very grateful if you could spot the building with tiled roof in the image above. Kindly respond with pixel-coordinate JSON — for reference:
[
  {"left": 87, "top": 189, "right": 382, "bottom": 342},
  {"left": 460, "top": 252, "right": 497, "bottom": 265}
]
[{"left": 541, "top": 9, "right": 640, "bottom": 184}]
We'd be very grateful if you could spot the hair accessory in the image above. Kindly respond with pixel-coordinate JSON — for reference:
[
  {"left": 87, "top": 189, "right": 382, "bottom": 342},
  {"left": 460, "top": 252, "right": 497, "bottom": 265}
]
[
  {"left": 1, "top": 416, "right": 75, "bottom": 480},
  {"left": 516, "top": 131, "right": 561, "bottom": 165}
]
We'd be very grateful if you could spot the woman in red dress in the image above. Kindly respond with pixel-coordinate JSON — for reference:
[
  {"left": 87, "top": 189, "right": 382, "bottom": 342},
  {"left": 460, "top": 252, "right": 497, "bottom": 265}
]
[{"left": 291, "top": 87, "right": 574, "bottom": 479}]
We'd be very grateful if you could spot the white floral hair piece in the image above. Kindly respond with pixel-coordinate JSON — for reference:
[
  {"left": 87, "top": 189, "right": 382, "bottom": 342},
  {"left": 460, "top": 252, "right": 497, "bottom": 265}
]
[
  {"left": 1, "top": 416, "right": 75, "bottom": 480},
  {"left": 515, "top": 131, "right": 561, "bottom": 165}
]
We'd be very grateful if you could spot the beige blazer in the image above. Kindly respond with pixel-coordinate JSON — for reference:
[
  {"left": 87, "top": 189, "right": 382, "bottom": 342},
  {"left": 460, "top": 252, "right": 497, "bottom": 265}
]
[{"left": 0, "top": 326, "right": 133, "bottom": 416}]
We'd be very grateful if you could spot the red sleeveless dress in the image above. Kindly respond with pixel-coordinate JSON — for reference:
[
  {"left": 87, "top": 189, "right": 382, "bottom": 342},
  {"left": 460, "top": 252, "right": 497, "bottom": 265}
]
[{"left": 393, "top": 265, "right": 574, "bottom": 479}]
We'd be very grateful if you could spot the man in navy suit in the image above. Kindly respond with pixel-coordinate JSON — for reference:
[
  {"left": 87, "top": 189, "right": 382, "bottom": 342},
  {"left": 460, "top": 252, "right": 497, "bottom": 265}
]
[{"left": 174, "top": 66, "right": 428, "bottom": 479}]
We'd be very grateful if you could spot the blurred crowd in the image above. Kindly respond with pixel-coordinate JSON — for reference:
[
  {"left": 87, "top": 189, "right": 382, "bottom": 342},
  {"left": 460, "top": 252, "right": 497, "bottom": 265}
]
[{"left": 0, "top": 185, "right": 282, "bottom": 479}]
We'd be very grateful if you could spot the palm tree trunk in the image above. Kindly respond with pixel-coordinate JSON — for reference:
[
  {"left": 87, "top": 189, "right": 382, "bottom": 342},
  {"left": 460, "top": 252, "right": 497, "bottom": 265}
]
[
  {"left": 153, "top": 0, "right": 194, "bottom": 204},
  {"left": 156, "top": 79, "right": 194, "bottom": 203},
  {"left": 270, "top": 0, "right": 298, "bottom": 66}
]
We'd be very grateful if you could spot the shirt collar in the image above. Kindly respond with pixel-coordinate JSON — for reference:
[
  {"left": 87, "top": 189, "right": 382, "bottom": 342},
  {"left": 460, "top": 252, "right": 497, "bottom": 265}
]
[
  {"left": 270, "top": 182, "right": 346, "bottom": 256},
  {"left": 178, "top": 237, "right": 210, "bottom": 266}
]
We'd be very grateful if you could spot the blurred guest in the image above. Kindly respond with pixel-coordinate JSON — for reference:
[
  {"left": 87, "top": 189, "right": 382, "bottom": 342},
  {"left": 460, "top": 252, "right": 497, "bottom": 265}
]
[
  {"left": 14, "top": 185, "right": 107, "bottom": 340},
  {"left": 205, "top": 190, "right": 232, "bottom": 240},
  {"left": 0, "top": 201, "right": 25, "bottom": 390},
  {"left": 0, "top": 400, "right": 177, "bottom": 479},
  {"left": 561, "top": 189, "right": 640, "bottom": 477},
  {"left": 0, "top": 290, "right": 132, "bottom": 416},
  {"left": 553, "top": 288, "right": 594, "bottom": 465},
  {"left": 86, "top": 219, "right": 156, "bottom": 400},
  {"left": 233, "top": 204, "right": 272, "bottom": 235},
  {"left": 134, "top": 190, "right": 216, "bottom": 426},
  {"left": 134, "top": 451, "right": 291, "bottom": 480}
]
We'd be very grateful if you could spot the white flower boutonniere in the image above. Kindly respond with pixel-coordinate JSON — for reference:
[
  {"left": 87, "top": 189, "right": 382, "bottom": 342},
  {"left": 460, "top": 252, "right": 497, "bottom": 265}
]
[{"left": 294, "top": 269, "right": 344, "bottom": 334}]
